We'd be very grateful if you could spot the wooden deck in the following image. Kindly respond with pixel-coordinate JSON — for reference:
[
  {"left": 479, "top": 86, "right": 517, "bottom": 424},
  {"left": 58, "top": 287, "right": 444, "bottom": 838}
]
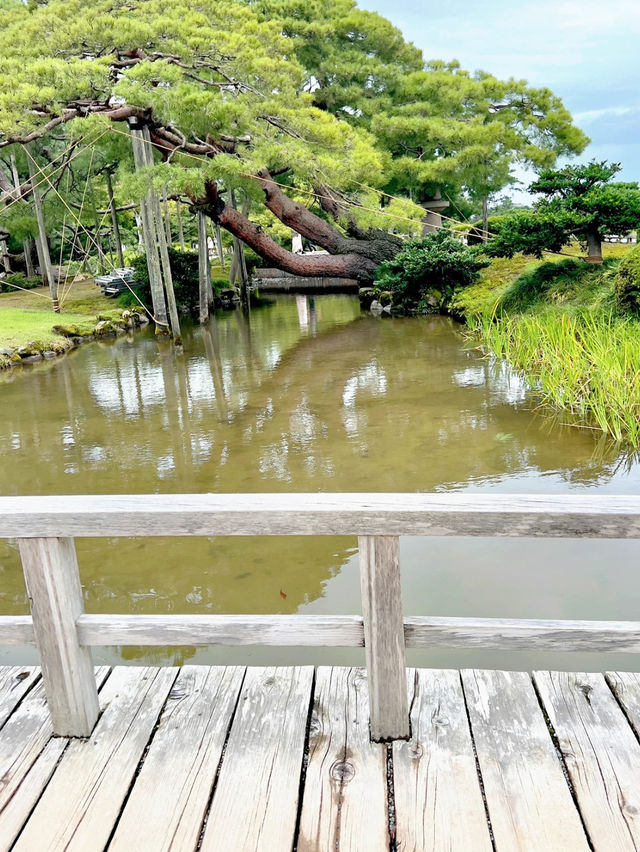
[{"left": 2, "top": 664, "right": 640, "bottom": 851}]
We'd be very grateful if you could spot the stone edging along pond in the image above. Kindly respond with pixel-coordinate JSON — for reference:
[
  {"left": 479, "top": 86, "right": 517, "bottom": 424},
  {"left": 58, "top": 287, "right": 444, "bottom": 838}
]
[{"left": 0, "top": 309, "right": 149, "bottom": 370}]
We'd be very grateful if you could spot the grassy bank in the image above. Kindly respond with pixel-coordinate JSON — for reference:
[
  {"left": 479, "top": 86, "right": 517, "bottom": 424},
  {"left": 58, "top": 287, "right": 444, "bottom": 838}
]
[
  {"left": 456, "top": 243, "right": 640, "bottom": 446},
  {"left": 0, "top": 279, "right": 139, "bottom": 368}
]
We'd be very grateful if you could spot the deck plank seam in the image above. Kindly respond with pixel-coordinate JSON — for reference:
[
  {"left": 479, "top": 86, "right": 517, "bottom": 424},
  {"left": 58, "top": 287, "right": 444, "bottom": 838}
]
[
  {"left": 7, "top": 733, "right": 74, "bottom": 851},
  {"left": 7, "top": 666, "right": 113, "bottom": 851},
  {"left": 255, "top": 670, "right": 314, "bottom": 843},
  {"left": 0, "top": 669, "right": 42, "bottom": 735},
  {"left": 530, "top": 672, "right": 595, "bottom": 851},
  {"left": 194, "top": 666, "right": 248, "bottom": 852},
  {"left": 101, "top": 666, "right": 181, "bottom": 851},
  {"left": 458, "top": 670, "right": 497, "bottom": 852},
  {"left": 385, "top": 743, "right": 396, "bottom": 852},
  {"left": 291, "top": 666, "right": 317, "bottom": 852},
  {"left": 605, "top": 672, "right": 640, "bottom": 748}
]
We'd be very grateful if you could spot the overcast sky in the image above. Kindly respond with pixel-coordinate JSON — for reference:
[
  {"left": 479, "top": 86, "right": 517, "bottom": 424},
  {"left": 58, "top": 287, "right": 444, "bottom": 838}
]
[{"left": 362, "top": 0, "right": 640, "bottom": 196}]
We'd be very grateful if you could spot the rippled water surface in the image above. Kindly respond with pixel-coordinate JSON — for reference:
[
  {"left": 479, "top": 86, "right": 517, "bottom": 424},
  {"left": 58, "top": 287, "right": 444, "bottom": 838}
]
[{"left": 2, "top": 294, "right": 640, "bottom": 670}]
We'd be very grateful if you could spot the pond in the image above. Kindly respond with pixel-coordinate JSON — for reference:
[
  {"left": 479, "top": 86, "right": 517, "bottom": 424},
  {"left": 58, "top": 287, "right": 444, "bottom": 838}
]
[{"left": 2, "top": 293, "right": 640, "bottom": 671}]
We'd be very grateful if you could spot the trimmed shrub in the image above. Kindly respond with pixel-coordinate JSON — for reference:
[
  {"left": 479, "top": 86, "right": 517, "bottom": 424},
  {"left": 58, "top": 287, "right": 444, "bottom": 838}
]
[
  {"left": 0, "top": 272, "right": 42, "bottom": 293},
  {"left": 614, "top": 244, "right": 640, "bottom": 313},
  {"left": 374, "top": 230, "right": 489, "bottom": 313}
]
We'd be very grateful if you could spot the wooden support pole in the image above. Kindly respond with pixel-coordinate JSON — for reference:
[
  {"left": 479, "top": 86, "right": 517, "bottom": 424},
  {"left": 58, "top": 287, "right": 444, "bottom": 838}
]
[
  {"left": 162, "top": 186, "right": 172, "bottom": 246},
  {"left": 130, "top": 127, "right": 169, "bottom": 332},
  {"left": 24, "top": 238, "right": 35, "bottom": 278},
  {"left": 9, "top": 153, "right": 33, "bottom": 276},
  {"left": 214, "top": 222, "right": 225, "bottom": 269},
  {"left": 228, "top": 190, "right": 249, "bottom": 306},
  {"left": 105, "top": 170, "right": 125, "bottom": 267},
  {"left": 151, "top": 190, "right": 182, "bottom": 345},
  {"left": 142, "top": 127, "right": 182, "bottom": 345},
  {"left": 88, "top": 175, "right": 106, "bottom": 274},
  {"left": 176, "top": 200, "right": 185, "bottom": 251},
  {"left": 198, "top": 211, "right": 211, "bottom": 324},
  {"left": 18, "top": 537, "right": 99, "bottom": 737},
  {"left": 358, "top": 535, "right": 409, "bottom": 741},
  {"left": 25, "top": 145, "right": 58, "bottom": 311}
]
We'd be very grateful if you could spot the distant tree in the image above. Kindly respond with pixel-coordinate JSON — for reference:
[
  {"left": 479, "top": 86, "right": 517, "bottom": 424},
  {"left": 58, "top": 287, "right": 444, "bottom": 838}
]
[{"left": 486, "top": 161, "right": 640, "bottom": 263}]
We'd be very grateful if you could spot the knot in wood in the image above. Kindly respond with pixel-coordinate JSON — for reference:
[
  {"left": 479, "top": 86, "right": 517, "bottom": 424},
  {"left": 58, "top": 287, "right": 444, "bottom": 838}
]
[
  {"left": 408, "top": 742, "right": 423, "bottom": 759},
  {"left": 308, "top": 714, "right": 321, "bottom": 737},
  {"left": 330, "top": 760, "right": 355, "bottom": 783}
]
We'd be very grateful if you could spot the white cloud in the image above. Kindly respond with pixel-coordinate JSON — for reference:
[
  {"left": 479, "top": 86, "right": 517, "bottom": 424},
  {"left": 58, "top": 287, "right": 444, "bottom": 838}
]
[{"left": 574, "top": 105, "right": 640, "bottom": 124}]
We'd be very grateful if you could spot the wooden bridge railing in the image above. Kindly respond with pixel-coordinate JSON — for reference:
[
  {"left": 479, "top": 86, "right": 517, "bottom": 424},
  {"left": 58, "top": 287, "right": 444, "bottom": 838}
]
[{"left": 1, "top": 493, "right": 640, "bottom": 741}]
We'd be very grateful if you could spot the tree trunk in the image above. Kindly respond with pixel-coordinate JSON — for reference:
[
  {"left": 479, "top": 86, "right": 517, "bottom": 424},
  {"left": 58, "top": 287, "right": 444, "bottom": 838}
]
[
  {"left": 25, "top": 145, "right": 58, "bottom": 310},
  {"left": 0, "top": 239, "right": 10, "bottom": 273},
  {"left": 176, "top": 201, "right": 185, "bottom": 251},
  {"left": 105, "top": 171, "right": 124, "bottom": 267},
  {"left": 216, "top": 201, "right": 378, "bottom": 281},
  {"left": 130, "top": 127, "right": 169, "bottom": 332},
  {"left": 585, "top": 229, "right": 603, "bottom": 264},
  {"left": 197, "top": 211, "right": 210, "bottom": 324},
  {"left": 481, "top": 196, "right": 489, "bottom": 243}
]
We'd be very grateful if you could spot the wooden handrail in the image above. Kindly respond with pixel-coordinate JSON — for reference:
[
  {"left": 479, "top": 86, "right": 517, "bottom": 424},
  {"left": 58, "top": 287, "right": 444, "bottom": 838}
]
[
  {"left": 2, "top": 493, "right": 640, "bottom": 740},
  {"left": 2, "top": 493, "right": 640, "bottom": 537}
]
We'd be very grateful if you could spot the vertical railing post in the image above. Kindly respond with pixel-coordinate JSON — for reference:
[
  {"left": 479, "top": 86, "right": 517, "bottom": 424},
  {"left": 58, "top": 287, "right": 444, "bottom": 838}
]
[
  {"left": 358, "top": 535, "right": 410, "bottom": 741},
  {"left": 18, "top": 537, "right": 99, "bottom": 737}
]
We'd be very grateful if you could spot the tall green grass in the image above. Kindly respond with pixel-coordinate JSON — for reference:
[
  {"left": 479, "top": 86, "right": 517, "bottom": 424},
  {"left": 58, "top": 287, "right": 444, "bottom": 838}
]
[{"left": 468, "top": 309, "right": 640, "bottom": 445}]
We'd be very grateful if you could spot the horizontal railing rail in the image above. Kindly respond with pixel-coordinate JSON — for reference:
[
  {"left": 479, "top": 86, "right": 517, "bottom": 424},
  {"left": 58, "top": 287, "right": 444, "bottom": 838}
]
[{"left": 1, "top": 493, "right": 640, "bottom": 741}]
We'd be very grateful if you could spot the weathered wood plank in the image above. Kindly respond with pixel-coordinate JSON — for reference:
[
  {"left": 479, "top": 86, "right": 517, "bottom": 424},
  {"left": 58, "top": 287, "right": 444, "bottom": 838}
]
[
  {"left": 535, "top": 670, "right": 640, "bottom": 850},
  {"left": 393, "top": 669, "right": 492, "bottom": 852},
  {"left": 77, "top": 613, "right": 364, "bottom": 646},
  {"left": 606, "top": 670, "right": 640, "bottom": 733},
  {"left": 462, "top": 670, "right": 589, "bottom": 851},
  {"left": 404, "top": 615, "right": 640, "bottom": 652},
  {"left": 200, "top": 666, "right": 314, "bottom": 852},
  {"left": 0, "top": 618, "right": 35, "bottom": 646},
  {"left": 0, "top": 668, "right": 110, "bottom": 851},
  {"left": 109, "top": 666, "right": 245, "bottom": 852},
  {"left": 14, "top": 666, "right": 178, "bottom": 852},
  {"left": 297, "top": 667, "right": 388, "bottom": 851},
  {"left": 73, "top": 613, "right": 640, "bottom": 652},
  {"left": 0, "top": 666, "right": 40, "bottom": 727},
  {"left": 18, "top": 537, "right": 99, "bottom": 736},
  {"left": 3, "top": 493, "right": 640, "bottom": 538},
  {"left": 359, "top": 535, "right": 409, "bottom": 740}
]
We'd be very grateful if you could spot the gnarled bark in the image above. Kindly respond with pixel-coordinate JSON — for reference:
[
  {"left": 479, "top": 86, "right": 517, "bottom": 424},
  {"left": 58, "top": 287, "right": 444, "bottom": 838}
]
[{"left": 217, "top": 201, "right": 376, "bottom": 281}]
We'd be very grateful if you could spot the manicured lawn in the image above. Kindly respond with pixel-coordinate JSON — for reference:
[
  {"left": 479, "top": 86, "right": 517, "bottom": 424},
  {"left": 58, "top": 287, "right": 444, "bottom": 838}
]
[{"left": 0, "top": 279, "right": 127, "bottom": 363}]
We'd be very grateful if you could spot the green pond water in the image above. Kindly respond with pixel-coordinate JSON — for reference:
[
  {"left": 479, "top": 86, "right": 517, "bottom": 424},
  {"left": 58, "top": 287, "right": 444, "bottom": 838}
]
[{"left": 2, "top": 293, "right": 640, "bottom": 671}]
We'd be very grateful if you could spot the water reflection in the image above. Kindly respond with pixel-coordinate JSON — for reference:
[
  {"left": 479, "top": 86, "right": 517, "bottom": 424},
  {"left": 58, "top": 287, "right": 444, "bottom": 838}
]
[{"left": 1, "top": 296, "right": 640, "bottom": 670}]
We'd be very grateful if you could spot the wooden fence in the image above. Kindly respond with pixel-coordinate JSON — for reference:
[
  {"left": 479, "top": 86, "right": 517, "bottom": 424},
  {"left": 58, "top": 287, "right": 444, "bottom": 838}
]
[{"left": 1, "top": 493, "right": 640, "bottom": 741}]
